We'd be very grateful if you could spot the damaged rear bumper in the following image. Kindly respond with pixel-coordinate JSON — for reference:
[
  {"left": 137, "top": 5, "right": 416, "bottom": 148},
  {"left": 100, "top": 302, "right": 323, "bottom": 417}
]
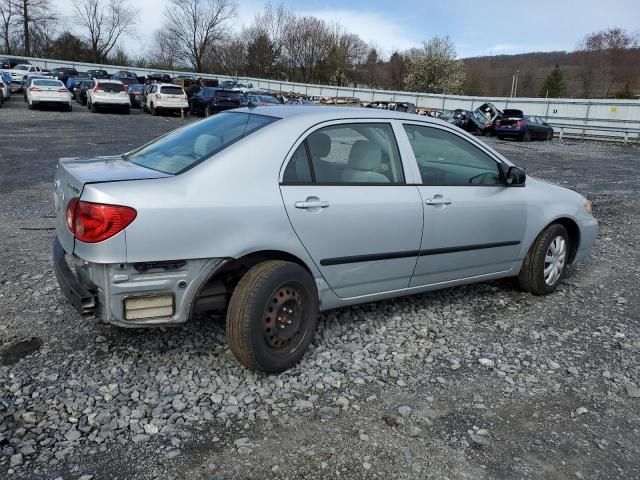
[{"left": 53, "top": 236, "right": 227, "bottom": 328}]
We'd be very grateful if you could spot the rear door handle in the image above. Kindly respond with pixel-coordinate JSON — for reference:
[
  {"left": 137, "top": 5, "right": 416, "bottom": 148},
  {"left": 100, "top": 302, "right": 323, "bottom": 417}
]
[
  {"left": 295, "top": 200, "right": 330, "bottom": 209},
  {"left": 425, "top": 197, "right": 452, "bottom": 206}
]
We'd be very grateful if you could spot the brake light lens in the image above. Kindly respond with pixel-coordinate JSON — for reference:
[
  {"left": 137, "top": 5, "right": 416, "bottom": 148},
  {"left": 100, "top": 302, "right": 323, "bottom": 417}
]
[
  {"left": 516, "top": 120, "right": 524, "bottom": 127},
  {"left": 156, "top": 93, "right": 161, "bottom": 99},
  {"left": 29, "top": 87, "right": 42, "bottom": 92},
  {"left": 58, "top": 88, "right": 68, "bottom": 93},
  {"left": 66, "top": 200, "right": 136, "bottom": 243}
]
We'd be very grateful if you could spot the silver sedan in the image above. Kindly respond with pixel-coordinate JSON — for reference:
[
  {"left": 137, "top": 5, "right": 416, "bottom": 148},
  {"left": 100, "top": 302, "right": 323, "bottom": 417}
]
[{"left": 53, "top": 106, "right": 598, "bottom": 372}]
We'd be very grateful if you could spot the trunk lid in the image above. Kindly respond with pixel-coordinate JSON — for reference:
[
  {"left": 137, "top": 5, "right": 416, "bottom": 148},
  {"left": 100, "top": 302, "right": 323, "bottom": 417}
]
[{"left": 54, "top": 156, "right": 171, "bottom": 254}]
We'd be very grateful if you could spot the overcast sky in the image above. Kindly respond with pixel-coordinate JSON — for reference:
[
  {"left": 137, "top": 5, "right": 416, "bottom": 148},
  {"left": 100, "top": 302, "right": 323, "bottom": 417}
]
[{"left": 52, "top": 0, "right": 640, "bottom": 58}]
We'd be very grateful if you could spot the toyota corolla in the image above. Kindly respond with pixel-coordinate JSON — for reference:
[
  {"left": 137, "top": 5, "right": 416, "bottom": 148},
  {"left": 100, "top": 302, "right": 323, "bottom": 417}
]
[{"left": 53, "top": 107, "right": 598, "bottom": 372}]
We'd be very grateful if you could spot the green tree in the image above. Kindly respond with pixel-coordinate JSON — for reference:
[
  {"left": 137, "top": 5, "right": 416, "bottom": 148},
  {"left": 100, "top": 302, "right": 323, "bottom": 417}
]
[
  {"left": 615, "top": 82, "right": 635, "bottom": 99},
  {"left": 541, "top": 64, "right": 565, "bottom": 97},
  {"left": 404, "top": 36, "right": 464, "bottom": 94}
]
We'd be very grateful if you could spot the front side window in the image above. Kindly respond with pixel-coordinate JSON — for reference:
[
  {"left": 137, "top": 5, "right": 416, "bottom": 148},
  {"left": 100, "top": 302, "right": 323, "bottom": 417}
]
[
  {"left": 127, "top": 112, "right": 277, "bottom": 174},
  {"left": 287, "top": 123, "right": 404, "bottom": 184},
  {"left": 403, "top": 124, "right": 502, "bottom": 186}
]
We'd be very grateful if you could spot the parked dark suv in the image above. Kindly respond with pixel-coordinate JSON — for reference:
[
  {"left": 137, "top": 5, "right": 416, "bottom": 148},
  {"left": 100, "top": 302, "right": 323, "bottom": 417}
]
[{"left": 190, "top": 88, "right": 246, "bottom": 116}]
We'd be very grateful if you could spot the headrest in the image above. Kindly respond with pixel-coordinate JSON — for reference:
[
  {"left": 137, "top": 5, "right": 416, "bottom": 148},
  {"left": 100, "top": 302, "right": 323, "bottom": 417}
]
[
  {"left": 307, "top": 132, "right": 331, "bottom": 158},
  {"left": 193, "top": 134, "right": 221, "bottom": 158},
  {"left": 348, "top": 140, "right": 382, "bottom": 171}
]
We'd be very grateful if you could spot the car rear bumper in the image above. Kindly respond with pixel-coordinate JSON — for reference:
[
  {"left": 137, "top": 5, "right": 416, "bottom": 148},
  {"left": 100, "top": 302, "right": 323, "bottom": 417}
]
[
  {"left": 494, "top": 128, "right": 524, "bottom": 137},
  {"left": 53, "top": 236, "right": 228, "bottom": 328}
]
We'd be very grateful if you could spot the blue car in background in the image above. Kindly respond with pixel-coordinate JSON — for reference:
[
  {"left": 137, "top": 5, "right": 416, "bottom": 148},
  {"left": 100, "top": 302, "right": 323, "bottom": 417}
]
[{"left": 494, "top": 109, "right": 555, "bottom": 141}]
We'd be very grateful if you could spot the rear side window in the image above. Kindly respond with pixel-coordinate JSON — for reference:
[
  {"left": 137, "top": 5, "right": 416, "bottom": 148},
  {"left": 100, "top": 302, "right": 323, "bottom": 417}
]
[
  {"left": 98, "top": 83, "right": 124, "bottom": 92},
  {"left": 160, "top": 86, "right": 184, "bottom": 95},
  {"left": 127, "top": 112, "right": 277, "bottom": 174},
  {"left": 403, "top": 124, "right": 501, "bottom": 186}
]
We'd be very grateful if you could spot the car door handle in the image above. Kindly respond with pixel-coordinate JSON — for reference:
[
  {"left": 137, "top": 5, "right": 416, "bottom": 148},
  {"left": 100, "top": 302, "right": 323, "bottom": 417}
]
[
  {"left": 295, "top": 200, "right": 330, "bottom": 209},
  {"left": 425, "top": 197, "right": 452, "bottom": 206}
]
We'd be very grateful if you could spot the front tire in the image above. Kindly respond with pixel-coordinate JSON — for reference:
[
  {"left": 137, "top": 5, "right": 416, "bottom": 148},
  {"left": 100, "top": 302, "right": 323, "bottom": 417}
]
[
  {"left": 226, "top": 260, "right": 319, "bottom": 373},
  {"left": 518, "top": 224, "right": 569, "bottom": 295}
]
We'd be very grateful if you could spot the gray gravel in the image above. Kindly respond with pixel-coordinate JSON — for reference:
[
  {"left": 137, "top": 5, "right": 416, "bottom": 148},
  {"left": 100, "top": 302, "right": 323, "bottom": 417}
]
[{"left": 1, "top": 99, "right": 639, "bottom": 479}]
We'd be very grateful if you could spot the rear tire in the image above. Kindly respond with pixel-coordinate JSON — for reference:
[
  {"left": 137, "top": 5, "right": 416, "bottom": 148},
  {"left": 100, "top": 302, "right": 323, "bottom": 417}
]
[
  {"left": 226, "top": 260, "right": 319, "bottom": 373},
  {"left": 522, "top": 130, "right": 532, "bottom": 142},
  {"left": 517, "top": 224, "right": 569, "bottom": 295},
  {"left": 150, "top": 103, "right": 157, "bottom": 116},
  {"left": 546, "top": 131, "right": 554, "bottom": 141},
  {"left": 124, "top": 106, "right": 130, "bottom": 115},
  {"left": 90, "top": 101, "right": 97, "bottom": 113},
  {"left": 67, "top": 104, "right": 72, "bottom": 112},
  {"left": 27, "top": 100, "right": 34, "bottom": 110}
]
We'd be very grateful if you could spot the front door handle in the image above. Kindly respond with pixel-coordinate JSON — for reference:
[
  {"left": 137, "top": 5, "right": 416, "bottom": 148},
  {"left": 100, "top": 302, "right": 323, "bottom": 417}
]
[
  {"left": 425, "top": 196, "right": 452, "bottom": 206},
  {"left": 295, "top": 199, "right": 330, "bottom": 209}
]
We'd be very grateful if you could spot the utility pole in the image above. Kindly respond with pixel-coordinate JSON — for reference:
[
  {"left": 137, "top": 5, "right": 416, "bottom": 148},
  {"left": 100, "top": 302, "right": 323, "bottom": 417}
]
[{"left": 510, "top": 69, "right": 520, "bottom": 98}]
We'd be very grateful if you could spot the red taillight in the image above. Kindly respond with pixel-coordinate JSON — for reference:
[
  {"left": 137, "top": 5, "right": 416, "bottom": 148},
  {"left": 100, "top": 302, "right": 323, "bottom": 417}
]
[
  {"left": 516, "top": 120, "right": 524, "bottom": 127},
  {"left": 66, "top": 200, "right": 136, "bottom": 243},
  {"left": 156, "top": 93, "right": 161, "bottom": 99},
  {"left": 134, "top": 92, "right": 141, "bottom": 96},
  {"left": 29, "top": 87, "right": 42, "bottom": 92},
  {"left": 58, "top": 88, "right": 68, "bottom": 93}
]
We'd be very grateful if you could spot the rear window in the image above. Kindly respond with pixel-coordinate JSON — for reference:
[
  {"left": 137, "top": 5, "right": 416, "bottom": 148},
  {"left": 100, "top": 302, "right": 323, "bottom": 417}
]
[
  {"left": 126, "top": 112, "right": 278, "bottom": 174},
  {"left": 15, "top": 65, "right": 29, "bottom": 71},
  {"left": 97, "top": 82, "right": 125, "bottom": 92},
  {"left": 33, "top": 79, "right": 63, "bottom": 87},
  {"left": 214, "top": 90, "right": 242, "bottom": 100},
  {"left": 160, "top": 86, "right": 184, "bottom": 95},
  {"left": 129, "top": 84, "right": 143, "bottom": 92}
]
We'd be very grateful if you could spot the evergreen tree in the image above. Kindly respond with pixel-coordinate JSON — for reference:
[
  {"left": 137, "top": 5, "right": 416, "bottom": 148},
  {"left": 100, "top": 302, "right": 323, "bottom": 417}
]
[{"left": 541, "top": 64, "right": 565, "bottom": 97}]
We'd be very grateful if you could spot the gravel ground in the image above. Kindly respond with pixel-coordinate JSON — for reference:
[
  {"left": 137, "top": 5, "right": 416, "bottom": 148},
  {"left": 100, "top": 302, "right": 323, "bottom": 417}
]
[{"left": 1, "top": 99, "right": 639, "bottom": 480}]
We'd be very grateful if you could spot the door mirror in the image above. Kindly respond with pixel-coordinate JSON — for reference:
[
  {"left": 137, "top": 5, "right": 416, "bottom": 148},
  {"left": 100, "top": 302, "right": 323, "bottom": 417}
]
[{"left": 503, "top": 165, "right": 526, "bottom": 186}]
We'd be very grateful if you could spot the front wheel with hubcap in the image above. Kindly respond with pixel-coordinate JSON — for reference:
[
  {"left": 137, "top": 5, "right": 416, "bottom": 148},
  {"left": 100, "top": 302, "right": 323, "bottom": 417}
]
[
  {"left": 518, "top": 223, "right": 569, "bottom": 295},
  {"left": 226, "top": 260, "right": 318, "bottom": 373}
]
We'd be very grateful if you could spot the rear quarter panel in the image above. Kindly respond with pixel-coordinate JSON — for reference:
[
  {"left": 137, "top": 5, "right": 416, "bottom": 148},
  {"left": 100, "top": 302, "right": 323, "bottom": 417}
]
[{"left": 80, "top": 119, "right": 321, "bottom": 277}]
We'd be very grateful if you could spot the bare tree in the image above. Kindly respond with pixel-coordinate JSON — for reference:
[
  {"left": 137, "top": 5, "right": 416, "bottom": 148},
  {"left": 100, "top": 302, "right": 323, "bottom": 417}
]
[
  {"left": 162, "top": 0, "right": 236, "bottom": 73},
  {"left": 0, "top": 0, "right": 18, "bottom": 53},
  {"left": 3, "top": 0, "right": 56, "bottom": 56},
  {"left": 148, "top": 29, "right": 182, "bottom": 69},
  {"left": 577, "top": 27, "right": 638, "bottom": 97},
  {"left": 72, "top": 0, "right": 137, "bottom": 63},
  {"left": 283, "top": 16, "right": 332, "bottom": 82}
]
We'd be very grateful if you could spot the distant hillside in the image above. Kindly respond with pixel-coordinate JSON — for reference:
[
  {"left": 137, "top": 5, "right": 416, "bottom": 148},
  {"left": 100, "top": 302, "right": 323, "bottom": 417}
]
[{"left": 461, "top": 49, "right": 640, "bottom": 98}]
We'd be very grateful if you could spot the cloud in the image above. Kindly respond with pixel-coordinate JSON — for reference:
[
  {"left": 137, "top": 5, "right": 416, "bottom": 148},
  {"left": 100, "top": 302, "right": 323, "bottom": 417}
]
[{"left": 297, "top": 8, "right": 420, "bottom": 55}]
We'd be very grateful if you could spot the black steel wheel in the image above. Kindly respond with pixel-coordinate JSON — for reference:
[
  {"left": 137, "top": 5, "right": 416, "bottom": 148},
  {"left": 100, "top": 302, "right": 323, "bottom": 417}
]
[{"left": 226, "top": 260, "right": 318, "bottom": 373}]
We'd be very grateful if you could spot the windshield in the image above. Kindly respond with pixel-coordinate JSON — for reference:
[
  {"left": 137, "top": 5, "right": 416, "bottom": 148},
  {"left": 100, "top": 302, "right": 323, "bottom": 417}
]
[{"left": 126, "top": 112, "right": 277, "bottom": 174}]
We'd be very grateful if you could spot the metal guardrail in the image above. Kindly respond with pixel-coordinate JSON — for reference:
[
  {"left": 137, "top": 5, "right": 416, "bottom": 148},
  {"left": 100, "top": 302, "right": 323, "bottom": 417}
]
[
  {"left": 546, "top": 122, "right": 640, "bottom": 143},
  {"left": 2, "top": 54, "right": 640, "bottom": 142}
]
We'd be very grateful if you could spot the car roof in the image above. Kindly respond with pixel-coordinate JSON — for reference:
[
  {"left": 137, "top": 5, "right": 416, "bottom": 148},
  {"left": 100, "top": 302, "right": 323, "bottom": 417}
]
[
  {"left": 156, "top": 83, "right": 182, "bottom": 87},
  {"left": 97, "top": 79, "right": 124, "bottom": 84},
  {"left": 235, "top": 106, "right": 444, "bottom": 122}
]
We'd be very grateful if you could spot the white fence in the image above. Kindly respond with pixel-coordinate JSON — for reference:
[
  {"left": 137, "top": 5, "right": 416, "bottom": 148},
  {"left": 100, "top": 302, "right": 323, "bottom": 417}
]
[{"left": 7, "top": 54, "right": 640, "bottom": 141}]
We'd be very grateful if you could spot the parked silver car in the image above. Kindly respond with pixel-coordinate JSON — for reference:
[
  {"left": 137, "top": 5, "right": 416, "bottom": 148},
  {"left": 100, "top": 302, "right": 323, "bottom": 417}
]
[{"left": 53, "top": 107, "right": 598, "bottom": 372}]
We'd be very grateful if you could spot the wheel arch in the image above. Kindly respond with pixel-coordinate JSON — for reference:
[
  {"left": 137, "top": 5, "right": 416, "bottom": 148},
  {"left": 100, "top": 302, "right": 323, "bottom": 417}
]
[
  {"left": 542, "top": 217, "right": 580, "bottom": 264},
  {"left": 192, "top": 249, "right": 316, "bottom": 314}
]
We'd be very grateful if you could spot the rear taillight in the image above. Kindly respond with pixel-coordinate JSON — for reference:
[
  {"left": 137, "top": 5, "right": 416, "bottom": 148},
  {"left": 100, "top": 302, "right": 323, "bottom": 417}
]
[
  {"left": 58, "top": 88, "right": 68, "bottom": 93},
  {"left": 29, "top": 87, "right": 42, "bottom": 92},
  {"left": 156, "top": 94, "right": 161, "bottom": 99},
  {"left": 516, "top": 120, "right": 524, "bottom": 127},
  {"left": 66, "top": 200, "right": 136, "bottom": 243}
]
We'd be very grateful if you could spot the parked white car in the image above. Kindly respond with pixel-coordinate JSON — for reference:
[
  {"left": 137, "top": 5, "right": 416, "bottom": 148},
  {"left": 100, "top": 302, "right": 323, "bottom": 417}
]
[
  {"left": 144, "top": 83, "right": 188, "bottom": 115},
  {"left": 26, "top": 78, "right": 72, "bottom": 111},
  {"left": 87, "top": 80, "right": 130, "bottom": 114},
  {"left": 8, "top": 64, "right": 43, "bottom": 91}
]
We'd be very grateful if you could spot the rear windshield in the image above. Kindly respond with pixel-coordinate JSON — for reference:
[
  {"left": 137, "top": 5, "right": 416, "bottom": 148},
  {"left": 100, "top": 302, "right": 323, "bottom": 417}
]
[
  {"left": 33, "top": 79, "right": 63, "bottom": 87},
  {"left": 214, "top": 90, "right": 243, "bottom": 100},
  {"left": 129, "top": 84, "right": 143, "bottom": 92},
  {"left": 15, "top": 65, "right": 29, "bottom": 71},
  {"left": 97, "top": 82, "right": 124, "bottom": 92},
  {"left": 160, "top": 86, "right": 184, "bottom": 95},
  {"left": 126, "top": 112, "right": 278, "bottom": 174},
  {"left": 251, "top": 95, "right": 279, "bottom": 104}
]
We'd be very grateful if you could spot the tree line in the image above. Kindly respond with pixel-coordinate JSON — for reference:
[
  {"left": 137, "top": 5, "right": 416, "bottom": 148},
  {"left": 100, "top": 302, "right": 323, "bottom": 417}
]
[{"left": 0, "top": 0, "right": 637, "bottom": 98}]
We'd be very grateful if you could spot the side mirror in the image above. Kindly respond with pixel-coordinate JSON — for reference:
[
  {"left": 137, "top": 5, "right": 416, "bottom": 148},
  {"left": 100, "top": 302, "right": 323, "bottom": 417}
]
[{"left": 503, "top": 165, "right": 526, "bottom": 186}]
